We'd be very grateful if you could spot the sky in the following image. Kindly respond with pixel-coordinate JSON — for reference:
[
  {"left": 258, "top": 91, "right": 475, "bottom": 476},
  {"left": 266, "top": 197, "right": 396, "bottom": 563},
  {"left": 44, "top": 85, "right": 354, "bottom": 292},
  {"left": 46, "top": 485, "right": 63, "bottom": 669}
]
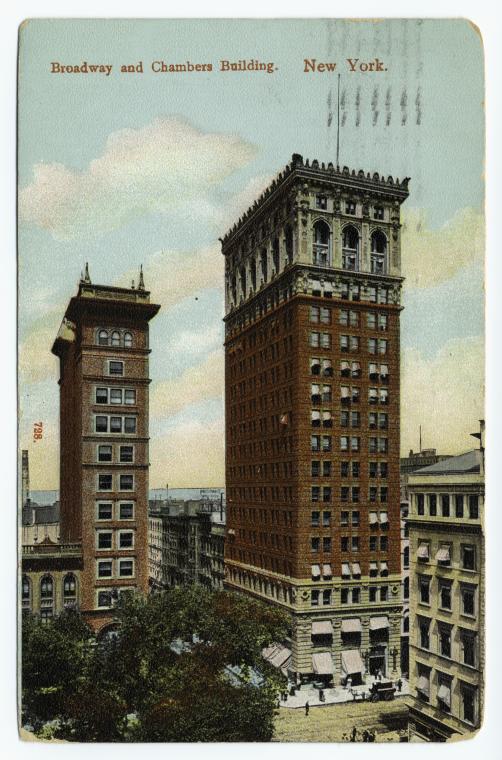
[{"left": 17, "top": 18, "right": 485, "bottom": 488}]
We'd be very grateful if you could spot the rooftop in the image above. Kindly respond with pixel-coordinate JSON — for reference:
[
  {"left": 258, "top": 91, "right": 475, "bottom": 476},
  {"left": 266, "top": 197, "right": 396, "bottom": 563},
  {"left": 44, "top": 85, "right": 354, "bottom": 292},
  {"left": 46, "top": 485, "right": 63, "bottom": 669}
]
[
  {"left": 414, "top": 449, "right": 482, "bottom": 475},
  {"left": 221, "top": 153, "right": 410, "bottom": 246}
]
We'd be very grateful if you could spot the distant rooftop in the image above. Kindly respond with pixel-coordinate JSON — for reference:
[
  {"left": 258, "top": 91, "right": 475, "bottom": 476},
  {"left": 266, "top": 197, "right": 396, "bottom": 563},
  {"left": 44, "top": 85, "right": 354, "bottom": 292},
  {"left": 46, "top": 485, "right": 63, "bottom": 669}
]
[{"left": 414, "top": 449, "right": 482, "bottom": 475}]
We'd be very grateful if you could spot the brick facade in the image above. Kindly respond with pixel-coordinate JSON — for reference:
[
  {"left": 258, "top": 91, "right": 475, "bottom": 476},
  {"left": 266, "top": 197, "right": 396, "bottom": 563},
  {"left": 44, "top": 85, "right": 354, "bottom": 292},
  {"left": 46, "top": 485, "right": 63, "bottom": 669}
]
[{"left": 222, "top": 154, "right": 409, "bottom": 683}]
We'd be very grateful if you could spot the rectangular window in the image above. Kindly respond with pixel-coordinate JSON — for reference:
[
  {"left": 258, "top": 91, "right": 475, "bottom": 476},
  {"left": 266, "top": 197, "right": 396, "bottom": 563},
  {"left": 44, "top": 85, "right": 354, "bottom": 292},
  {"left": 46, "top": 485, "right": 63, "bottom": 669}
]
[
  {"left": 322, "top": 461, "right": 331, "bottom": 477},
  {"left": 119, "top": 474, "right": 134, "bottom": 491},
  {"left": 119, "top": 531, "right": 134, "bottom": 549},
  {"left": 351, "top": 536, "right": 359, "bottom": 552},
  {"left": 439, "top": 580, "right": 452, "bottom": 610},
  {"left": 368, "top": 338, "right": 377, "bottom": 354},
  {"left": 311, "top": 511, "right": 320, "bottom": 527},
  {"left": 341, "top": 588, "right": 349, "bottom": 604},
  {"left": 461, "top": 684, "right": 477, "bottom": 724},
  {"left": 346, "top": 201, "right": 356, "bottom": 215},
  {"left": 352, "top": 462, "right": 360, "bottom": 478},
  {"left": 369, "top": 536, "right": 378, "bottom": 551},
  {"left": 95, "top": 415, "right": 108, "bottom": 433},
  {"left": 310, "top": 306, "right": 320, "bottom": 323},
  {"left": 350, "top": 336, "right": 359, "bottom": 352},
  {"left": 419, "top": 618, "right": 430, "bottom": 649},
  {"left": 461, "top": 631, "right": 476, "bottom": 667},
  {"left": 124, "top": 389, "right": 136, "bottom": 405},
  {"left": 316, "top": 194, "right": 327, "bottom": 210},
  {"left": 96, "top": 387, "right": 108, "bottom": 404},
  {"left": 97, "top": 590, "right": 112, "bottom": 608},
  {"left": 378, "top": 314, "right": 388, "bottom": 331},
  {"left": 311, "top": 435, "right": 320, "bottom": 452},
  {"left": 98, "top": 474, "right": 113, "bottom": 491},
  {"left": 118, "top": 559, "right": 134, "bottom": 577},
  {"left": 119, "top": 502, "right": 134, "bottom": 520},
  {"left": 110, "top": 416, "right": 122, "bottom": 433},
  {"left": 97, "top": 560, "right": 113, "bottom": 578},
  {"left": 378, "top": 339, "right": 387, "bottom": 355},
  {"left": 97, "top": 531, "right": 113, "bottom": 550},
  {"left": 367, "top": 312, "right": 376, "bottom": 329},
  {"left": 380, "top": 536, "right": 388, "bottom": 551},
  {"left": 97, "top": 502, "right": 113, "bottom": 520},
  {"left": 322, "top": 436, "right": 331, "bottom": 452},
  {"left": 462, "top": 545, "right": 476, "bottom": 571},
  {"left": 311, "top": 486, "right": 320, "bottom": 502},
  {"left": 352, "top": 588, "right": 360, "bottom": 603},
  {"left": 341, "top": 537, "right": 349, "bottom": 552},
  {"left": 469, "top": 494, "right": 479, "bottom": 519},
  {"left": 311, "top": 461, "right": 320, "bottom": 477},
  {"left": 417, "top": 494, "right": 425, "bottom": 515},
  {"left": 310, "top": 332, "right": 320, "bottom": 348},
  {"left": 380, "top": 586, "right": 388, "bottom": 601},
  {"left": 311, "top": 590, "right": 320, "bottom": 607},
  {"left": 311, "top": 537, "right": 320, "bottom": 553},
  {"left": 320, "top": 333, "right": 331, "bottom": 349},
  {"left": 340, "top": 511, "right": 349, "bottom": 526},
  {"left": 340, "top": 461, "right": 349, "bottom": 477},
  {"left": 320, "top": 307, "right": 331, "bottom": 324},
  {"left": 455, "top": 494, "right": 464, "bottom": 518},
  {"left": 439, "top": 625, "right": 452, "bottom": 658},
  {"left": 124, "top": 417, "right": 137, "bottom": 434},
  {"left": 340, "top": 335, "right": 349, "bottom": 352},
  {"left": 369, "top": 587, "right": 377, "bottom": 601},
  {"left": 429, "top": 494, "right": 437, "bottom": 516},
  {"left": 339, "top": 309, "right": 349, "bottom": 326},
  {"left": 322, "top": 511, "right": 331, "bottom": 527},
  {"left": 120, "top": 445, "right": 134, "bottom": 463},
  {"left": 419, "top": 576, "right": 430, "bottom": 604},
  {"left": 322, "top": 537, "right": 331, "bottom": 552},
  {"left": 351, "top": 487, "right": 359, "bottom": 503},
  {"left": 461, "top": 585, "right": 476, "bottom": 617},
  {"left": 110, "top": 388, "right": 123, "bottom": 404},
  {"left": 441, "top": 494, "right": 450, "bottom": 517},
  {"left": 98, "top": 445, "right": 112, "bottom": 462},
  {"left": 109, "top": 361, "right": 124, "bottom": 376},
  {"left": 322, "top": 589, "right": 331, "bottom": 605}
]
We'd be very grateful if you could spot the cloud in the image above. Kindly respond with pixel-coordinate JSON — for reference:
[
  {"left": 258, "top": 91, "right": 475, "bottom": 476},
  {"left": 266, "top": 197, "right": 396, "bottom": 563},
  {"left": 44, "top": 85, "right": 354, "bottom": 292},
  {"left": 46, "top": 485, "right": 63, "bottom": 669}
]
[
  {"left": 150, "top": 350, "right": 224, "bottom": 419},
  {"left": 401, "top": 335, "right": 484, "bottom": 455},
  {"left": 150, "top": 416, "right": 224, "bottom": 488},
  {"left": 18, "top": 313, "right": 62, "bottom": 384},
  {"left": 19, "top": 117, "right": 257, "bottom": 240},
  {"left": 119, "top": 243, "right": 224, "bottom": 309},
  {"left": 401, "top": 207, "right": 484, "bottom": 289}
]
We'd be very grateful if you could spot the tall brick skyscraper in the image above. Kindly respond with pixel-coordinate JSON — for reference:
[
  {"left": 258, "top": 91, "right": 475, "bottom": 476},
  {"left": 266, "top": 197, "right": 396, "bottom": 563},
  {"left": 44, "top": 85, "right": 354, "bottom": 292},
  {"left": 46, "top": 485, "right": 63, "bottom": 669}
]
[
  {"left": 222, "top": 155, "right": 409, "bottom": 684},
  {"left": 52, "top": 266, "right": 160, "bottom": 631}
]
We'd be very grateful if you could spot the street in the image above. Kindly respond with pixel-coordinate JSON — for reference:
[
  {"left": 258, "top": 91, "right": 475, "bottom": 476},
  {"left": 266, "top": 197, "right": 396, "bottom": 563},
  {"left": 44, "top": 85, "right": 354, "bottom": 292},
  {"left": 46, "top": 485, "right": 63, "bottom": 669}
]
[{"left": 273, "top": 697, "right": 409, "bottom": 743}]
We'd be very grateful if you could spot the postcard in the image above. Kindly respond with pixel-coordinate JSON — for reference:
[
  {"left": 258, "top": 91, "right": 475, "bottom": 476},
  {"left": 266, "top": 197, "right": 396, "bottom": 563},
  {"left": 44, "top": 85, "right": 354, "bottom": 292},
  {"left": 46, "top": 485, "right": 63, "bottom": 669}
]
[{"left": 17, "top": 18, "right": 484, "bottom": 743}]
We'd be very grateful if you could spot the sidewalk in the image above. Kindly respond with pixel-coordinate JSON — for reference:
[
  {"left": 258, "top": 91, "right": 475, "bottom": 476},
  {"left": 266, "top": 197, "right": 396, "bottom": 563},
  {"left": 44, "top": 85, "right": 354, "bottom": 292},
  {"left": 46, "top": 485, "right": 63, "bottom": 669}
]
[{"left": 280, "top": 675, "right": 410, "bottom": 709}]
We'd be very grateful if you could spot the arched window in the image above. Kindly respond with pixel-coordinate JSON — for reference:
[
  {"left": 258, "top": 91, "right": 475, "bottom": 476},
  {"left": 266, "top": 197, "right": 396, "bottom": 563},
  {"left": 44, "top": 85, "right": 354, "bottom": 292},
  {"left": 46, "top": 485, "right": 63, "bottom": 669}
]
[
  {"left": 285, "top": 226, "right": 293, "bottom": 265},
  {"left": 403, "top": 615, "right": 410, "bottom": 634},
  {"left": 63, "top": 573, "right": 77, "bottom": 597},
  {"left": 124, "top": 332, "right": 133, "bottom": 348},
  {"left": 111, "top": 331, "right": 121, "bottom": 347},
  {"left": 313, "top": 220, "right": 331, "bottom": 267},
  {"left": 403, "top": 546, "right": 410, "bottom": 568},
  {"left": 260, "top": 249, "right": 268, "bottom": 282},
  {"left": 342, "top": 225, "right": 359, "bottom": 271},
  {"left": 239, "top": 267, "right": 246, "bottom": 298},
  {"left": 272, "top": 237, "right": 280, "bottom": 273},
  {"left": 370, "top": 230, "right": 387, "bottom": 274},
  {"left": 98, "top": 329, "right": 108, "bottom": 346},
  {"left": 22, "top": 575, "right": 31, "bottom": 607},
  {"left": 40, "top": 574, "right": 53, "bottom": 598}
]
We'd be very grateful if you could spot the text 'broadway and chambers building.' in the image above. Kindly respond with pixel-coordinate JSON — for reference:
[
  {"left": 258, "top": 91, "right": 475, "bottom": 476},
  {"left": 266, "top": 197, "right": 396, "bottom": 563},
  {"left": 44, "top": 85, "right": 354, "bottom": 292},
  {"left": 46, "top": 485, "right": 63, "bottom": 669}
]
[{"left": 222, "top": 154, "right": 409, "bottom": 685}]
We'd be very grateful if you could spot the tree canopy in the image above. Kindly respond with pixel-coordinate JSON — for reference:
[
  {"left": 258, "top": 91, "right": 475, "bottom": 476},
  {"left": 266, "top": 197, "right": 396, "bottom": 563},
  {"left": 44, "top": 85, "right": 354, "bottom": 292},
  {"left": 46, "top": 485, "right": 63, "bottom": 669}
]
[{"left": 21, "top": 587, "right": 290, "bottom": 742}]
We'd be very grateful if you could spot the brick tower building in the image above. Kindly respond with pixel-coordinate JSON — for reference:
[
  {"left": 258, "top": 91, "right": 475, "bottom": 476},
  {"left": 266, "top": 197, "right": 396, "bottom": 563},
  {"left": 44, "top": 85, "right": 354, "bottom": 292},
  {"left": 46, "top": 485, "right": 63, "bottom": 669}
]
[
  {"left": 222, "top": 154, "right": 409, "bottom": 684},
  {"left": 51, "top": 266, "right": 160, "bottom": 631}
]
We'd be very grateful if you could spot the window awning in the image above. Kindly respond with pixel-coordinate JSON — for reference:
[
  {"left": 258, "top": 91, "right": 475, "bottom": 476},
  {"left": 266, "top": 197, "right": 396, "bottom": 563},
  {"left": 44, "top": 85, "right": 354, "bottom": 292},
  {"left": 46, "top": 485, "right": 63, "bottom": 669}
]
[
  {"left": 323, "top": 281, "right": 333, "bottom": 293},
  {"left": 341, "top": 360, "right": 350, "bottom": 370},
  {"left": 341, "top": 618, "right": 362, "bottom": 634},
  {"left": 312, "top": 620, "right": 333, "bottom": 636},
  {"left": 369, "top": 561, "right": 378, "bottom": 570},
  {"left": 312, "top": 651, "right": 333, "bottom": 675},
  {"left": 369, "top": 512, "right": 379, "bottom": 524},
  {"left": 262, "top": 644, "right": 292, "bottom": 669},
  {"left": 352, "top": 562, "right": 361, "bottom": 575},
  {"left": 436, "top": 546, "right": 450, "bottom": 562},
  {"left": 369, "top": 363, "right": 378, "bottom": 373},
  {"left": 341, "top": 386, "right": 350, "bottom": 398},
  {"left": 380, "top": 512, "right": 388, "bottom": 524},
  {"left": 340, "top": 649, "right": 364, "bottom": 676},
  {"left": 416, "top": 675, "right": 430, "bottom": 696},
  {"left": 352, "top": 362, "right": 361, "bottom": 371},
  {"left": 369, "top": 616, "right": 389, "bottom": 631},
  {"left": 311, "top": 564, "right": 321, "bottom": 578},
  {"left": 380, "top": 364, "right": 389, "bottom": 375},
  {"left": 322, "top": 563, "right": 332, "bottom": 577},
  {"left": 369, "top": 388, "right": 378, "bottom": 397},
  {"left": 417, "top": 543, "right": 429, "bottom": 559},
  {"left": 437, "top": 683, "right": 451, "bottom": 707},
  {"left": 380, "top": 561, "right": 388, "bottom": 574},
  {"left": 342, "top": 562, "right": 350, "bottom": 576}
]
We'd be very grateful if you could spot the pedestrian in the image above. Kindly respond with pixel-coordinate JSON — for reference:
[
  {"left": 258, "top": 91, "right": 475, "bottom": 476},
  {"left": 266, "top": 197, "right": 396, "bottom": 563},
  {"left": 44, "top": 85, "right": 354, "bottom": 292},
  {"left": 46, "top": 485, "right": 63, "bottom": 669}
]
[
  {"left": 362, "top": 730, "right": 369, "bottom": 742},
  {"left": 305, "top": 701, "right": 309, "bottom": 716},
  {"left": 319, "top": 688, "right": 325, "bottom": 702},
  {"left": 346, "top": 675, "right": 352, "bottom": 690},
  {"left": 369, "top": 730, "right": 376, "bottom": 742},
  {"left": 351, "top": 725, "right": 357, "bottom": 742},
  {"left": 377, "top": 668, "right": 383, "bottom": 681},
  {"left": 397, "top": 678, "right": 403, "bottom": 693}
]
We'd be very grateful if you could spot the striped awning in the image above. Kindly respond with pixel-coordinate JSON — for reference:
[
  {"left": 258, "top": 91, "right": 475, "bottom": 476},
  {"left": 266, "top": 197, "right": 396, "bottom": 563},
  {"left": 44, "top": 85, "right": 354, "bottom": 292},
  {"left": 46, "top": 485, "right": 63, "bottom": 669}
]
[
  {"left": 341, "top": 618, "right": 362, "bottom": 634},
  {"left": 322, "top": 563, "right": 332, "bottom": 577},
  {"left": 417, "top": 543, "right": 429, "bottom": 559},
  {"left": 369, "top": 616, "right": 389, "bottom": 631},
  {"left": 312, "top": 620, "right": 333, "bottom": 636},
  {"left": 437, "top": 683, "right": 451, "bottom": 707},
  {"left": 311, "top": 564, "right": 321, "bottom": 578},
  {"left": 342, "top": 562, "right": 351, "bottom": 576},
  {"left": 341, "top": 649, "right": 364, "bottom": 676},
  {"left": 436, "top": 546, "right": 450, "bottom": 562},
  {"left": 312, "top": 651, "right": 334, "bottom": 675}
]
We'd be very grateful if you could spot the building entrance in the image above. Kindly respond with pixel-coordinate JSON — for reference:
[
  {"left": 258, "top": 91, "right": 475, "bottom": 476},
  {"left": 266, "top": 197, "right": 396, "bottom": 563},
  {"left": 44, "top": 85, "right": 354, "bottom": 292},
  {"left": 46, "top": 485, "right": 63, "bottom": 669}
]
[{"left": 369, "top": 645, "right": 387, "bottom": 677}]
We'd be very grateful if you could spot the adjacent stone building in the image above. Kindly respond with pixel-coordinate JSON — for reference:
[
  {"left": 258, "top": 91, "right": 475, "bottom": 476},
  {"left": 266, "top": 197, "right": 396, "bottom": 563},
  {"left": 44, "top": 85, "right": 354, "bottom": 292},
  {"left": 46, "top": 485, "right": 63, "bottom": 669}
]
[
  {"left": 407, "top": 428, "right": 484, "bottom": 741},
  {"left": 222, "top": 154, "right": 410, "bottom": 685}
]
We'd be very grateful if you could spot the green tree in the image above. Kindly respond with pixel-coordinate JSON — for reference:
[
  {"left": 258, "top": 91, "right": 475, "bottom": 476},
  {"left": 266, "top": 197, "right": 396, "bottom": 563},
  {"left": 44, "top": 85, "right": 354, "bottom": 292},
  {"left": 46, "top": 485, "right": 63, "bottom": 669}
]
[{"left": 22, "top": 587, "right": 290, "bottom": 742}]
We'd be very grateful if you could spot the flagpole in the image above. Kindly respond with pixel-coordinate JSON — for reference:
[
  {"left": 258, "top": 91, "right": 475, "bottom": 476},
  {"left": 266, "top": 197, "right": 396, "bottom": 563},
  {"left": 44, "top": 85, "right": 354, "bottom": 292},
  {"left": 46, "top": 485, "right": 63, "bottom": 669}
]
[{"left": 336, "top": 73, "right": 340, "bottom": 167}]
